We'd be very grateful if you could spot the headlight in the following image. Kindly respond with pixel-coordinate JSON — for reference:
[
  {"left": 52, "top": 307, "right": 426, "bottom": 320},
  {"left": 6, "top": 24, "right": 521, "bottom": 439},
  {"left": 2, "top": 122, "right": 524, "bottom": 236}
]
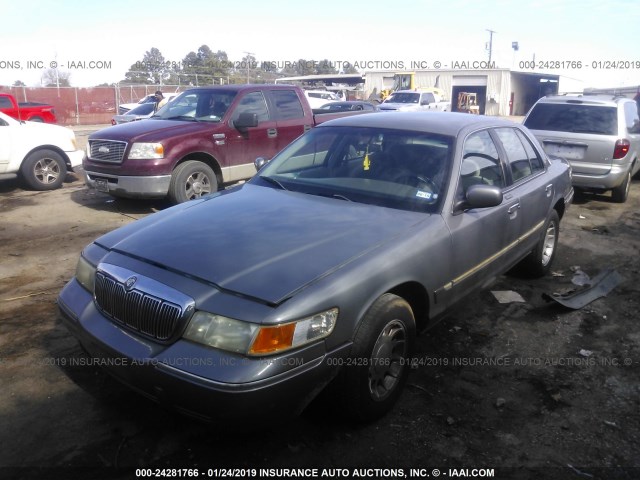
[
  {"left": 75, "top": 255, "right": 96, "bottom": 293},
  {"left": 183, "top": 313, "right": 259, "bottom": 354},
  {"left": 183, "top": 308, "right": 338, "bottom": 356},
  {"left": 128, "top": 142, "right": 164, "bottom": 159}
]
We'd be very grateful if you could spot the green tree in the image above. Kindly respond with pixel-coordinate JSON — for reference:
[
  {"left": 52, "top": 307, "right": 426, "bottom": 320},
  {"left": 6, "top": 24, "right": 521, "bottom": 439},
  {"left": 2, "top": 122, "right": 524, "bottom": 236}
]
[
  {"left": 315, "top": 59, "right": 338, "bottom": 75},
  {"left": 342, "top": 63, "right": 360, "bottom": 74},
  {"left": 181, "top": 45, "right": 230, "bottom": 86},
  {"left": 122, "top": 48, "right": 178, "bottom": 85}
]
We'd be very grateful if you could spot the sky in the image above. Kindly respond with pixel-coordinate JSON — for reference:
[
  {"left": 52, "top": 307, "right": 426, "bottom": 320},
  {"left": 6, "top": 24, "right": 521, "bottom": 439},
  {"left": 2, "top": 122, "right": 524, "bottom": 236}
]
[{"left": 1, "top": 0, "right": 639, "bottom": 89}]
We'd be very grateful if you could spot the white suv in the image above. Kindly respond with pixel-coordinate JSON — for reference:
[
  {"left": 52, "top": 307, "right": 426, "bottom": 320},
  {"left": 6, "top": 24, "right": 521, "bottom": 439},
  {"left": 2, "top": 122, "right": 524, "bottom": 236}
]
[{"left": 524, "top": 95, "right": 640, "bottom": 202}]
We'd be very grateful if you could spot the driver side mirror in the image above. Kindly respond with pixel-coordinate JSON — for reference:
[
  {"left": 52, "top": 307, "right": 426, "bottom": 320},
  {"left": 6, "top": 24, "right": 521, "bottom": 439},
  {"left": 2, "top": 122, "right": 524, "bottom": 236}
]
[
  {"left": 454, "top": 184, "right": 503, "bottom": 213},
  {"left": 254, "top": 157, "right": 269, "bottom": 171},
  {"left": 465, "top": 184, "right": 503, "bottom": 208},
  {"left": 234, "top": 112, "right": 259, "bottom": 129}
]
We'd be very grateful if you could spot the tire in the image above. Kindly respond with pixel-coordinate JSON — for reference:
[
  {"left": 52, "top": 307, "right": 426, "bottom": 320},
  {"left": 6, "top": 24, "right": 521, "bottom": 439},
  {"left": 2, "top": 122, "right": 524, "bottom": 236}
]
[
  {"left": 29, "top": 116, "right": 44, "bottom": 122},
  {"left": 339, "top": 293, "right": 416, "bottom": 422},
  {"left": 168, "top": 160, "right": 217, "bottom": 204},
  {"left": 20, "top": 149, "right": 66, "bottom": 190},
  {"left": 517, "top": 210, "right": 560, "bottom": 278},
  {"left": 610, "top": 170, "right": 631, "bottom": 203}
]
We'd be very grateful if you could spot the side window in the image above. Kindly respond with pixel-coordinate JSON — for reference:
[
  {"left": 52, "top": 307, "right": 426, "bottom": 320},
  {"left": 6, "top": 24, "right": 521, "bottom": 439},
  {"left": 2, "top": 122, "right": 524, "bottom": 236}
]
[
  {"left": 271, "top": 90, "right": 305, "bottom": 120},
  {"left": 624, "top": 102, "right": 640, "bottom": 134},
  {"left": 515, "top": 129, "right": 545, "bottom": 173},
  {"left": 421, "top": 93, "right": 435, "bottom": 105},
  {"left": 0, "top": 118, "right": 8, "bottom": 126},
  {"left": 458, "top": 130, "right": 504, "bottom": 198},
  {"left": 232, "top": 92, "right": 269, "bottom": 123},
  {"left": 495, "top": 128, "right": 532, "bottom": 182},
  {"left": 0, "top": 97, "right": 13, "bottom": 108}
]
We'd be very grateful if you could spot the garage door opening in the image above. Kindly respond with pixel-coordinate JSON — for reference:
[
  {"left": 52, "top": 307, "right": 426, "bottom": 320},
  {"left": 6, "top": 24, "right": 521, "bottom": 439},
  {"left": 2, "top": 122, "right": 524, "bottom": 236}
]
[{"left": 451, "top": 86, "right": 488, "bottom": 114}]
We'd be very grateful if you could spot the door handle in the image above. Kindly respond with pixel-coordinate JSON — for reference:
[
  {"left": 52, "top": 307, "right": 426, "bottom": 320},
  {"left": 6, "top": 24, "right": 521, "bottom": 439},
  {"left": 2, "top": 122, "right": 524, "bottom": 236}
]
[
  {"left": 545, "top": 184, "right": 553, "bottom": 197},
  {"left": 507, "top": 203, "right": 520, "bottom": 214},
  {"left": 267, "top": 128, "right": 277, "bottom": 138}
]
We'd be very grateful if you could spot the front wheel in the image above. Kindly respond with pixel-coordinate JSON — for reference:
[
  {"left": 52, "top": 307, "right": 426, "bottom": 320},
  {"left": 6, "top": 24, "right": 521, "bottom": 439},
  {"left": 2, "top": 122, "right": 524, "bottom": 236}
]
[
  {"left": 20, "top": 149, "right": 67, "bottom": 190},
  {"left": 517, "top": 210, "right": 560, "bottom": 277},
  {"left": 339, "top": 293, "right": 416, "bottom": 422},
  {"left": 168, "top": 160, "right": 218, "bottom": 204}
]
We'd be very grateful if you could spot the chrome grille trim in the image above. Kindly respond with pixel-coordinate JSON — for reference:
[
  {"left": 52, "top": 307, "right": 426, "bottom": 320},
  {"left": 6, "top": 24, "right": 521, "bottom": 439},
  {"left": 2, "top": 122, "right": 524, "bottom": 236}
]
[
  {"left": 88, "top": 139, "right": 128, "bottom": 164},
  {"left": 94, "top": 263, "right": 195, "bottom": 342}
]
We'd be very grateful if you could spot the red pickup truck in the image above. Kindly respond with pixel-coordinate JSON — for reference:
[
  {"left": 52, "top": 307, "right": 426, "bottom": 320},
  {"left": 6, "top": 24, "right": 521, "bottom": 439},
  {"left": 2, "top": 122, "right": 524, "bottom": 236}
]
[
  {"left": 0, "top": 93, "right": 57, "bottom": 123},
  {"left": 84, "top": 85, "right": 369, "bottom": 203}
]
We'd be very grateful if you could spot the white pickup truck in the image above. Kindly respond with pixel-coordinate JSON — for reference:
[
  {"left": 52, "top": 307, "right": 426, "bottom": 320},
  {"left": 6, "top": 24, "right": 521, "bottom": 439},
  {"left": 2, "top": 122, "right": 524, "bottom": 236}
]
[
  {"left": 0, "top": 111, "right": 84, "bottom": 190},
  {"left": 379, "top": 90, "right": 451, "bottom": 112}
]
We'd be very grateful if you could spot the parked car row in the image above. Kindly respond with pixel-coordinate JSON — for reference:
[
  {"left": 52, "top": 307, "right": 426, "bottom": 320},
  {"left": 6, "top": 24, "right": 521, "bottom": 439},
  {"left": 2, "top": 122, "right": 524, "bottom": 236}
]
[{"left": 4, "top": 83, "right": 637, "bottom": 426}]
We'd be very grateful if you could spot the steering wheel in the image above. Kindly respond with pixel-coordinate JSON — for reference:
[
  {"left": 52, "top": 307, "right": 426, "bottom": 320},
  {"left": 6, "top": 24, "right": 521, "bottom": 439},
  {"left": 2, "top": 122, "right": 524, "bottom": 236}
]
[{"left": 388, "top": 169, "right": 438, "bottom": 192}]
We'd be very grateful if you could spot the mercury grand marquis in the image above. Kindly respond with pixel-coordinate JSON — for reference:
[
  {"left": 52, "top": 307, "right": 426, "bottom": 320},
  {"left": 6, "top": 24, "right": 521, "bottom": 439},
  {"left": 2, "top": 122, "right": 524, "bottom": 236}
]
[{"left": 58, "top": 112, "right": 574, "bottom": 423}]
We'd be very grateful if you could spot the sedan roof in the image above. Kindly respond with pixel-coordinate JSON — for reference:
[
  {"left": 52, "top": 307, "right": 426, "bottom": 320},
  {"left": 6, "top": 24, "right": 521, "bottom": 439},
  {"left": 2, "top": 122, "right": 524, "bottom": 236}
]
[{"left": 320, "top": 111, "right": 519, "bottom": 136}]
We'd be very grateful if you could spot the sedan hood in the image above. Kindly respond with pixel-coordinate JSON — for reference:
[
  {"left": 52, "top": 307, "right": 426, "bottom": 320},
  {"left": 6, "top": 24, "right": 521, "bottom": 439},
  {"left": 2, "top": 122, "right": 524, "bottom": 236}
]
[{"left": 96, "top": 184, "right": 427, "bottom": 304}]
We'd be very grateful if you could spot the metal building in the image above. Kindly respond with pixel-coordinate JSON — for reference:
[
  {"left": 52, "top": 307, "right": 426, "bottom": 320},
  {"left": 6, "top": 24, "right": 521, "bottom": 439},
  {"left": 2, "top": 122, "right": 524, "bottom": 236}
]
[{"left": 364, "top": 69, "right": 572, "bottom": 116}]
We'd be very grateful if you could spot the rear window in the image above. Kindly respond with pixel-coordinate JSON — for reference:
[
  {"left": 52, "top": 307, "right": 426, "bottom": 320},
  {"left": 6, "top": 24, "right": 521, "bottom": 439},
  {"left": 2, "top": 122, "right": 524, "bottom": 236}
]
[
  {"left": 524, "top": 103, "right": 617, "bottom": 135},
  {"left": 271, "top": 90, "right": 305, "bottom": 120}
]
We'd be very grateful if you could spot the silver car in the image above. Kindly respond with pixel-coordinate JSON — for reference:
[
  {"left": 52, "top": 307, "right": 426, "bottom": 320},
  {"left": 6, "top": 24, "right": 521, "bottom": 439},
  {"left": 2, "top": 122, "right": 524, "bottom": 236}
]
[
  {"left": 58, "top": 112, "right": 573, "bottom": 424},
  {"left": 524, "top": 95, "right": 640, "bottom": 202}
]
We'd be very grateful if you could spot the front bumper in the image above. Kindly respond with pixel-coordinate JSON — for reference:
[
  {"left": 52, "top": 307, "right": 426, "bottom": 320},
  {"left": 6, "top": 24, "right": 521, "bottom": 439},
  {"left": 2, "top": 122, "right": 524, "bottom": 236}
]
[
  {"left": 66, "top": 149, "right": 85, "bottom": 169},
  {"left": 84, "top": 169, "right": 171, "bottom": 198},
  {"left": 57, "top": 278, "right": 350, "bottom": 423}
]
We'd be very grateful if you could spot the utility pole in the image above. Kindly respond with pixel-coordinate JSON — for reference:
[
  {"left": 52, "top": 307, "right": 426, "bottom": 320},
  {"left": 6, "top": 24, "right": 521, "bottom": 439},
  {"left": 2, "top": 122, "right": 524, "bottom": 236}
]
[
  {"left": 486, "top": 29, "right": 496, "bottom": 65},
  {"left": 243, "top": 51, "right": 254, "bottom": 84}
]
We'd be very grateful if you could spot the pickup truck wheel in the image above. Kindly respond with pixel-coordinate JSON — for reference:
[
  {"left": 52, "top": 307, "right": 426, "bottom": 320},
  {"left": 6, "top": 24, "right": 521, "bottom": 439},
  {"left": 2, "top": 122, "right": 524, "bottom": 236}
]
[
  {"left": 20, "top": 149, "right": 66, "bottom": 190},
  {"left": 340, "top": 293, "right": 415, "bottom": 422},
  {"left": 168, "top": 160, "right": 217, "bottom": 204},
  {"left": 29, "top": 116, "right": 44, "bottom": 123},
  {"left": 517, "top": 209, "right": 560, "bottom": 278},
  {"left": 610, "top": 170, "right": 631, "bottom": 203}
]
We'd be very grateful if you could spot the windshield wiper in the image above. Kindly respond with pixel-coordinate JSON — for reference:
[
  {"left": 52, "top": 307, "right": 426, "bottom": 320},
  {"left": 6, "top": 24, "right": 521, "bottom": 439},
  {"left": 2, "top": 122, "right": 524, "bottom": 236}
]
[
  {"left": 309, "top": 192, "right": 352, "bottom": 202},
  {"left": 259, "top": 176, "right": 288, "bottom": 190},
  {"left": 159, "top": 115, "right": 199, "bottom": 121},
  {"left": 331, "top": 193, "right": 352, "bottom": 202}
]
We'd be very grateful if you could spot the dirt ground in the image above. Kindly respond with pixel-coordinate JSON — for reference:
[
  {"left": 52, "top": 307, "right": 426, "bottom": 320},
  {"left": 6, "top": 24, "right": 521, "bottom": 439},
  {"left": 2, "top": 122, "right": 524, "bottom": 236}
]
[{"left": 1, "top": 137, "right": 639, "bottom": 479}]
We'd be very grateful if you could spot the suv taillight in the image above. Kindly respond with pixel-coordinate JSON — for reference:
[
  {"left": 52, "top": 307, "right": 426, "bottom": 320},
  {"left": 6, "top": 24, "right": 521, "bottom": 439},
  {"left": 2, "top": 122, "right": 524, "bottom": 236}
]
[{"left": 613, "top": 139, "right": 630, "bottom": 159}]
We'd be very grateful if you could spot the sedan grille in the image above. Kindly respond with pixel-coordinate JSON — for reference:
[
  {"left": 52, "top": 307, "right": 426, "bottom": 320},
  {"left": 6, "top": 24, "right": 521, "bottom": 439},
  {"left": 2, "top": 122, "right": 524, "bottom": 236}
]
[
  {"left": 89, "top": 139, "right": 127, "bottom": 164},
  {"left": 94, "top": 266, "right": 194, "bottom": 342}
]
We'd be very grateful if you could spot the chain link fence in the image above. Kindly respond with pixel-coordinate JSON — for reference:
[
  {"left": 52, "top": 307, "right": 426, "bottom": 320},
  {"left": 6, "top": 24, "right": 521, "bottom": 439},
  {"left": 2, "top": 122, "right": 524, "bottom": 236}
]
[{"left": 0, "top": 85, "right": 189, "bottom": 125}]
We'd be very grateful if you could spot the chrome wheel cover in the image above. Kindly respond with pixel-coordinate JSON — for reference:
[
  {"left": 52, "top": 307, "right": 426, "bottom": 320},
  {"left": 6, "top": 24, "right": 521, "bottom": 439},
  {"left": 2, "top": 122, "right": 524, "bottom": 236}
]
[
  {"left": 34, "top": 157, "right": 61, "bottom": 185},
  {"left": 368, "top": 319, "right": 407, "bottom": 401}
]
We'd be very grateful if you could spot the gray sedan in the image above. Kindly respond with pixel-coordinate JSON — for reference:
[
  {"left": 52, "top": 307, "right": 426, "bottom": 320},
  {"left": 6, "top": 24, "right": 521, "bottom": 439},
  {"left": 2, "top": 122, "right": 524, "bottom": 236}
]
[{"left": 58, "top": 112, "right": 573, "bottom": 424}]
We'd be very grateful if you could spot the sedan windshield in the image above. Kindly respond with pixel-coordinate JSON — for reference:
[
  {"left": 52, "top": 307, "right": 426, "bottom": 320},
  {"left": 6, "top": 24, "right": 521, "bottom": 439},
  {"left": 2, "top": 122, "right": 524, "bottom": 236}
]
[
  {"left": 252, "top": 126, "right": 453, "bottom": 213},
  {"left": 385, "top": 93, "right": 420, "bottom": 104},
  {"left": 126, "top": 102, "right": 156, "bottom": 116},
  {"left": 152, "top": 90, "right": 237, "bottom": 122}
]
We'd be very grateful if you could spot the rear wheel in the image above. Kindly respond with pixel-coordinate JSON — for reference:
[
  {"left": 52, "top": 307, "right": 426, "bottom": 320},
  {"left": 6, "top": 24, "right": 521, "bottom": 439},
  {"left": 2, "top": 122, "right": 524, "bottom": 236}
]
[
  {"left": 517, "top": 210, "right": 560, "bottom": 277},
  {"left": 168, "top": 160, "right": 217, "bottom": 204},
  {"left": 20, "top": 149, "right": 66, "bottom": 190},
  {"left": 611, "top": 170, "right": 631, "bottom": 203},
  {"left": 339, "top": 294, "right": 415, "bottom": 422}
]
